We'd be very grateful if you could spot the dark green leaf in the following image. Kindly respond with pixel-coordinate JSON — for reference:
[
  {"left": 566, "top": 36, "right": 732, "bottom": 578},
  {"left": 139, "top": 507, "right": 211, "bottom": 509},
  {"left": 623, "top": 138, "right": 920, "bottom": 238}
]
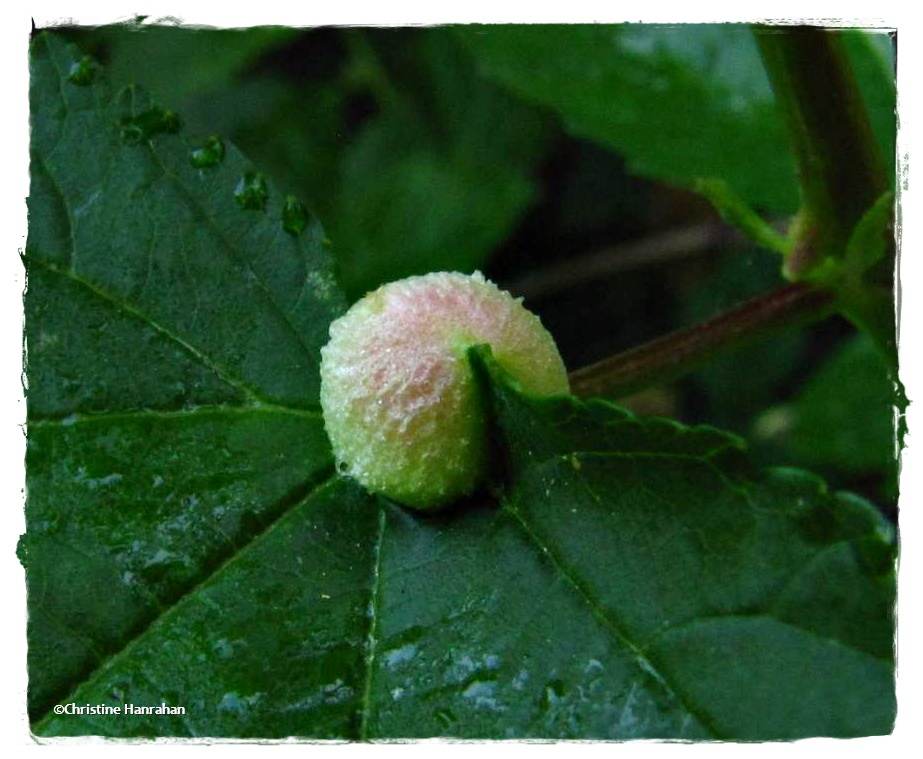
[
  {"left": 756, "top": 334, "right": 899, "bottom": 490},
  {"left": 88, "top": 26, "right": 552, "bottom": 300},
  {"left": 475, "top": 350, "right": 895, "bottom": 739},
  {"left": 25, "top": 31, "right": 345, "bottom": 719}
]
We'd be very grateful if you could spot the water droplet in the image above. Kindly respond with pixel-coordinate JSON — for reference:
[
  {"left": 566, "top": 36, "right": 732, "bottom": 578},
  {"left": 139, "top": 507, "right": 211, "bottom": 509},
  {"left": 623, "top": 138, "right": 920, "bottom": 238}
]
[
  {"left": 462, "top": 680, "right": 502, "bottom": 711},
  {"left": 189, "top": 135, "right": 225, "bottom": 168},
  {"left": 383, "top": 643, "right": 417, "bottom": 669},
  {"left": 584, "top": 658, "right": 604, "bottom": 675},
  {"left": 218, "top": 692, "right": 245, "bottom": 714},
  {"left": 234, "top": 172, "right": 268, "bottom": 211},
  {"left": 119, "top": 107, "right": 181, "bottom": 144},
  {"left": 511, "top": 668, "right": 529, "bottom": 690},
  {"left": 110, "top": 682, "right": 128, "bottom": 702},
  {"left": 67, "top": 55, "right": 98, "bottom": 86},
  {"left": 282, "top": 194, "right": 309, "bottom": 236}
]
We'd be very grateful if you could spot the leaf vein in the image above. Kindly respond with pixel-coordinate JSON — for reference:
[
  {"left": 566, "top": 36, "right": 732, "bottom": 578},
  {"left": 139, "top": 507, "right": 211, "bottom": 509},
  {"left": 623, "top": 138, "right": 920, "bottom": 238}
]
[
  {"left": 503, "top": 500, "right": 725, "bottom": 740},
  {"left": 358, "top": 507, "right": 387, "bottom": 741},
  {"left": 26, "top": 403, "right": 322, "bottom": 428},
  {"left": 140, "top": 137, "right": 319, "bottom": 368},
  {"left": 26, "top": 256, "right": 271, "bottom": 407}
]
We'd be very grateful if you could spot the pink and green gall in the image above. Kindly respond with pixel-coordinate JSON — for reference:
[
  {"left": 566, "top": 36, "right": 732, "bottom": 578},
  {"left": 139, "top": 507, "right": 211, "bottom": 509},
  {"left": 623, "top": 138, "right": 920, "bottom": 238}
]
[{"left": 319, "top": 271, "right": 569, "bottom": 509}]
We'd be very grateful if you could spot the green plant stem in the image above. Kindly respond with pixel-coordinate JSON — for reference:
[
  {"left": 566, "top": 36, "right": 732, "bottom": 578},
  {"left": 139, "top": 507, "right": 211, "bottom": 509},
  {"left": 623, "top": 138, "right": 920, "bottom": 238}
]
[
  {"left": 755, "top": 26, "right": 897, "bottom": 372},
  {"left": 755, "top": 26, "right": 888, "bottom": 272},
  {"left": 569, "top": 284, "right": 835, "bottom": 399}
]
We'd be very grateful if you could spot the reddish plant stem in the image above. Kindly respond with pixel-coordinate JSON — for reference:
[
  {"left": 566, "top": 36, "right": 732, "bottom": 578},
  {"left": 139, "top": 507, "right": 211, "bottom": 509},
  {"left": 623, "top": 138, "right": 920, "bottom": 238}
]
[{"left": 569, "top": 284, "right": 836, "bottom": 399}]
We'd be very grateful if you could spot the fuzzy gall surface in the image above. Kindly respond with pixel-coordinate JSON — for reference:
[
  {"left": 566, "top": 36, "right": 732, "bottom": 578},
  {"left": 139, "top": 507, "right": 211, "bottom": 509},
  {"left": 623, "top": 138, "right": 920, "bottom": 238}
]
[{"left": 319, "top": 271, "right": 569, "bottom": 509}]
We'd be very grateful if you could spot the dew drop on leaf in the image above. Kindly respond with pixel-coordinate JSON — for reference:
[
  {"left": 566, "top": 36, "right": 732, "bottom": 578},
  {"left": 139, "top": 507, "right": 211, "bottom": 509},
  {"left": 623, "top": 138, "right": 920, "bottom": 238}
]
[
  {"left": 234, "top": 172, "right": 269, "bottom": 211},
  {"left": 282, "top": 194, "right": 309, "bottom": 236},
  {"left": 119, "top": 107, "right": 181, "bottom": 144},
  {"left": 189, "top": 135, "right": 225, "bottom": 169}
]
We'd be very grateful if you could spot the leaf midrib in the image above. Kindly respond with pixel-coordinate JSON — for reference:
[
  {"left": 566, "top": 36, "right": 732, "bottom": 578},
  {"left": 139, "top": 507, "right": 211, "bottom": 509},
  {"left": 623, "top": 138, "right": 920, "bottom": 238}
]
[{"left": 534, "top": 449, "right": 890, "bottom": 660}]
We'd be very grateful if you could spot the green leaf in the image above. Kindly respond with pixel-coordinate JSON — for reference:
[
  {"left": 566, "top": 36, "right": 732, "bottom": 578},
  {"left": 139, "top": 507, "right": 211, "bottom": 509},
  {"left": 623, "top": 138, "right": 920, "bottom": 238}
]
[
  {"left": 100, "top": 27, "right": 552, "bottom": 301},
  {"left": 476, "top": 350, "right": 895, "bottom": 739},
  {"left": 30, "top": 340, "right": 896, "bottom": 739},
  {"left": 757, "top": 334, "right": 899, "bottom": 493},
  {"left": 26, "top": 33, "right": 895, "bottom": 740},
  {"left": 844, "top": 191, "right": 894, "bottom": 275},
  {"left": 458, "top": 24, "right": 800, "bottom": 213},
  {"left": 25, "top": 31, "right": 345, "bottom": 718}
]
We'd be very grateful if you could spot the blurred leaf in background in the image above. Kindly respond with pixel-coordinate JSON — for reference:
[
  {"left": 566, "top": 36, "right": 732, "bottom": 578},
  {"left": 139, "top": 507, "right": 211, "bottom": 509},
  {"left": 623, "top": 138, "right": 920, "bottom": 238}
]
[
  {"left": 753, "top": 334, "right": 899, "bottom": 510},
  {"left": 325, "top": 30, "right": 551, "bottom": 298},
  {"left": 458, "top": 25, "right": 896, "bottom": 213},
  {"left": 458, "top": 24, "right": 800, "bottom": 213},
  {"left": 80, "top": 23, "right": 299, "bottom": 105}
]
